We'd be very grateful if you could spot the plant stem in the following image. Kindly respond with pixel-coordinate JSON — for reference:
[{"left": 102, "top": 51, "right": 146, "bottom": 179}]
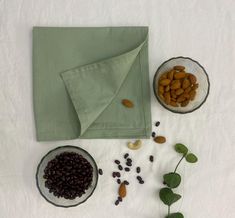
[
  {"left": 168, "top": 206, "right": 170, "bottom": 216},
  {"left": 174, "top": 155, "right": 185, "bottom": 173}
]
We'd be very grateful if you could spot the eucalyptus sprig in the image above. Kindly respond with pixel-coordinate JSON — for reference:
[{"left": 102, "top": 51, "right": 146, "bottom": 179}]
[{"left": 159, "top": 143, "right": 198, "bottom": 218}]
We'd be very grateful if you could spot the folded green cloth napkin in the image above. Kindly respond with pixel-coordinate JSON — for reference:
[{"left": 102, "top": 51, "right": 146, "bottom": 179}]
[{"left": 33, "top": 27, "right": 151, "bottom": 141}]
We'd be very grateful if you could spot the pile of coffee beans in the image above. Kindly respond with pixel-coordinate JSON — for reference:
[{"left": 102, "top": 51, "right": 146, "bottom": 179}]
[{"left": 43, "top": 152, "right": 93, "bottom": 200}]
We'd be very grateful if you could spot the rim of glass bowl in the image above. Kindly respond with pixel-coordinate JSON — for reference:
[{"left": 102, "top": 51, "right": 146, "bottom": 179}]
[
  {"left": 153, "top": 56, "right": 210, "bottom": 114},
  {"left": 36, "top": 145, "right": 99, "bottom": 208}
]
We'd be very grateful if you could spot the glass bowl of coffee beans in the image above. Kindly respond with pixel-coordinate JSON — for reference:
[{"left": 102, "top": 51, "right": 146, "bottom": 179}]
[
  {"left": 153, "top": 56, "right": 210, "bottom": 113},
  {"left": 36, "top": 145, "right": 98, "bottom": 207}
]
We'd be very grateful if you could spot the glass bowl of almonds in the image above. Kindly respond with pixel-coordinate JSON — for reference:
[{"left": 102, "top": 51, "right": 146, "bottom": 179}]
[{"left": 153, "top": 57, "right": 210, "bottom": 113}]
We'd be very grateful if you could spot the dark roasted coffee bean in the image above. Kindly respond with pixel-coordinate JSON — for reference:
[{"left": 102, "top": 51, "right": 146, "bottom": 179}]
[
  {"left": 163, "top": 181, "right": 166, "bottom": 185},
  {"left": 149, "top": 155, "right": 154, "bottom": 162},
  {"left": 126, "top": 158, "right": 132, "bottom": 162},
  {"left": 152, "top": 132, "right": 156, "bottom": 137},
  {"left": 124, "top": 180, "right": 129, "bottom": 185},
  {"left": 118, "top": 165, "right": 123, "bottom": 171},
  {"left": 137, "top": 176, "right": 142, "bottom": 181},
  {"left": 118, "top": 196, "right": 122, "bottom": 202},
  {"left": 139, "top": 180, "right": 145, "bottom": 184},
  {"left": 116, "top": 172, "right": 121, "bottom": 177},
  {"left": 114, "top": 160, "right": 120, "bottom": 165},
  {"left": 126, "top": 162, "right": 132, "bottom": 167},
  {"left": 117, "top": 179, "right": 121, "bottom": 184},
  {"left": 124, "top": 167, "right": 130, "bottom": 172},
  {"left": 98, "top": 168, "right": 103, "bottom": 175},
  {"left": 115, "top": 200, "right": 119, "bottom": 205},
  {"left": 112, "top": 172, "right": 116, "bottom": 178},
  {"left": 124, "top": 153, "right": 129, "bottom": 159},
  {"left": 155, "top": 121, "right": 160, "bottom": 127},
  {"left": 136, "top": 167, "right": 141, "bottom": 173}
]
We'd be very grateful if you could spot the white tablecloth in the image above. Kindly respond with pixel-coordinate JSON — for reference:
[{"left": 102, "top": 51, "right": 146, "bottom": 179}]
[{"left": 1, "top": 0, "right": 235, "bottom": 217}]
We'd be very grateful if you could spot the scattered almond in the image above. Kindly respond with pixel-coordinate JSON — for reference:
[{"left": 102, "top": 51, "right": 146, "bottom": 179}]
[
  {"left": 119, "top": 182, "right": 126, "bottom": 198},
  {"left": 122, "top": 99, "right": 134, "bottom": 108},
  {"left": 154, "top": 136, "right": 166, "bottom": 144}
]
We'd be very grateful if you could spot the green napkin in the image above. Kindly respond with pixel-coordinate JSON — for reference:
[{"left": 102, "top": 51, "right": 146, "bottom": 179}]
[{"left": 33, "top": 27, "right": 151, "bottom": 141}]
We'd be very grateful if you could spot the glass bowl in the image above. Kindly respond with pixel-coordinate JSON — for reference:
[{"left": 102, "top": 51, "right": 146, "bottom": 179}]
[
  {"left": 36, "top": 145, "right": 98, "bottom": 208},
  {"left": 153, "top": 57, "right": 210, "bottom": 113}
]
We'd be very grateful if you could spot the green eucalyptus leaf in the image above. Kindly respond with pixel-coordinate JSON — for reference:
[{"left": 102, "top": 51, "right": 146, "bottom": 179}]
[
  {"left": 174, "top": 143, "right": 188, "bottom": 155},
  {"left": 186, "top": 153, "right": 198, "bottom": 163},
  {"left": 163, "top": 172, "right": 181, "bottom": 188},
  {"left": 159, "top": 188, "right": 182, "bottom": 206},
  {"left": 166, "top": 212, "right": 184, "bottom": 218}
]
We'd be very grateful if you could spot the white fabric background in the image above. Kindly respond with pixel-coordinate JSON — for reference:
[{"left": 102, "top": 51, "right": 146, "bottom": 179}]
[{"left": 0, "top": 0, "right": 235, "bottom": 217}]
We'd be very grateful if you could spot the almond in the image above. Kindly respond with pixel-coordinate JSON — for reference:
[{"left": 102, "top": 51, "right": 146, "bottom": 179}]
[
  {"left": 170, "top": 90, "right": 177, "bottom": 99},
  {"left": 173, "top": 65, "right": 185, "bottom": 71},
  {"left": 159, "top": 72, "right": 168, "bottom": 80},
  {"left": 154, "top": 136, "right": 166, "bottom": 144},
  {"left": 188, "top": 73, "right": 197, "bottom": 84},
  {"left": 165, "top": 85, "right": 170, "bottom": 92},
  {"left": 174, "top": 72, "right": 186, "bottom": 79},
  {"left": 164, "top": 92, "right": 171, "bottom": 105},
  {"left": 182, "top": 78, "right": 191, "bottom": 89},
  {"left": 177, "top": 95, "right": 186, "bottom": 103},
  {"left": 181, "top": 100, "right": 189, "bottom": 107},
  {"left": 158, "top": 85, "right": 164, "bottom": 94},
  {"left": 170, "top": 80, "right": 181, "bottom": 90},
  {"left": 167, "top": 70, "right": 175, "bottom": 80},
  {"left": 160, "top": 79, "right": 171, "bottom": 86},
  {"left": 184, "top": 86, "right": 192, "bottom": 94},
  {"left": 192, "top": 83, "right": 199, "bottom": 90},
  {"left": 159, "top": 94, "right": 165, "bottom": 101},
  {"left": 170, "top": 101, "right": 178, "bottom": 107},
  {"left": 182, "top": 93, "right": 190, "bottom": 99},
  {"left": 189, "top": 90, "right": 196, "bottom": 100},
  {"left": 119, "top": 182, "right": 126, "bottom": 198},
  {"left": 175, "top": 88, "right": 184, "bottom": 96},
  {"left": 122, "top": 99, "right": 134, "bottom": 108}
]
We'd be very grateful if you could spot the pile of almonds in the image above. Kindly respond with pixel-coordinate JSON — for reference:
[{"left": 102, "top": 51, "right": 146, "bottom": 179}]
[{"left": 157, "top": 65, "right": 199, "bottom": 107}]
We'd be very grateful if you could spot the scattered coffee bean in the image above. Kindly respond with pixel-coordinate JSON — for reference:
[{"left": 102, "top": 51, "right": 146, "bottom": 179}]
[
  {"left": 118, "top": 165, "right": 123, "bottom": 171},
  {"left": 163, "top": 181, "right": 166, "bottom": 185},
  {"left": 124, "top": 180, "right": 129, "bottom": 185},
  {"left": 118, "top": 196, "right": 122, "bottom": 202},
  {"left": 115, "top": 200, "right": 119, "bottom": 206},
  {"left": 124, "top": 167, "right": 130, "bottom": 172},
  {"left": 152, "top": 132, "right": 156, "bottom": 138},
  {"left": 136, "top": 167, "right": 141, "bottom": 173},
  {"left": 127, "top": 158, "right": 132, "bottom": 163},
  {"left": 114, "top": 160, "right": 120, "bottom": 165},
  {"left": 112, "top": 172, "right": 117, "bottom": 178},
  {"left": 137, "top": 176, "right": 142, "bottom": 181},
  {"left": 124, "top": 153, "right": 129, "bottom": 159},
  {"left": 117, "top": 179, "right": 121, "bottom": 184},
  {"left": 98, "top": 168, "right": 103, "bottom": 175},
  {"left": 149, "top": 155, "right": 154, "bottom": 162},
  {"left": 126, "top": 162, "right": 132, "bottom": 167},
  {"left": 116, "top": 172, "right": 121, "bottom": 177},
  {"left": 155, "top": 121, "right": 160, "bottom": 127},
  {"left": 139, "top": 180, "right": 145, "bottom": 184}
]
